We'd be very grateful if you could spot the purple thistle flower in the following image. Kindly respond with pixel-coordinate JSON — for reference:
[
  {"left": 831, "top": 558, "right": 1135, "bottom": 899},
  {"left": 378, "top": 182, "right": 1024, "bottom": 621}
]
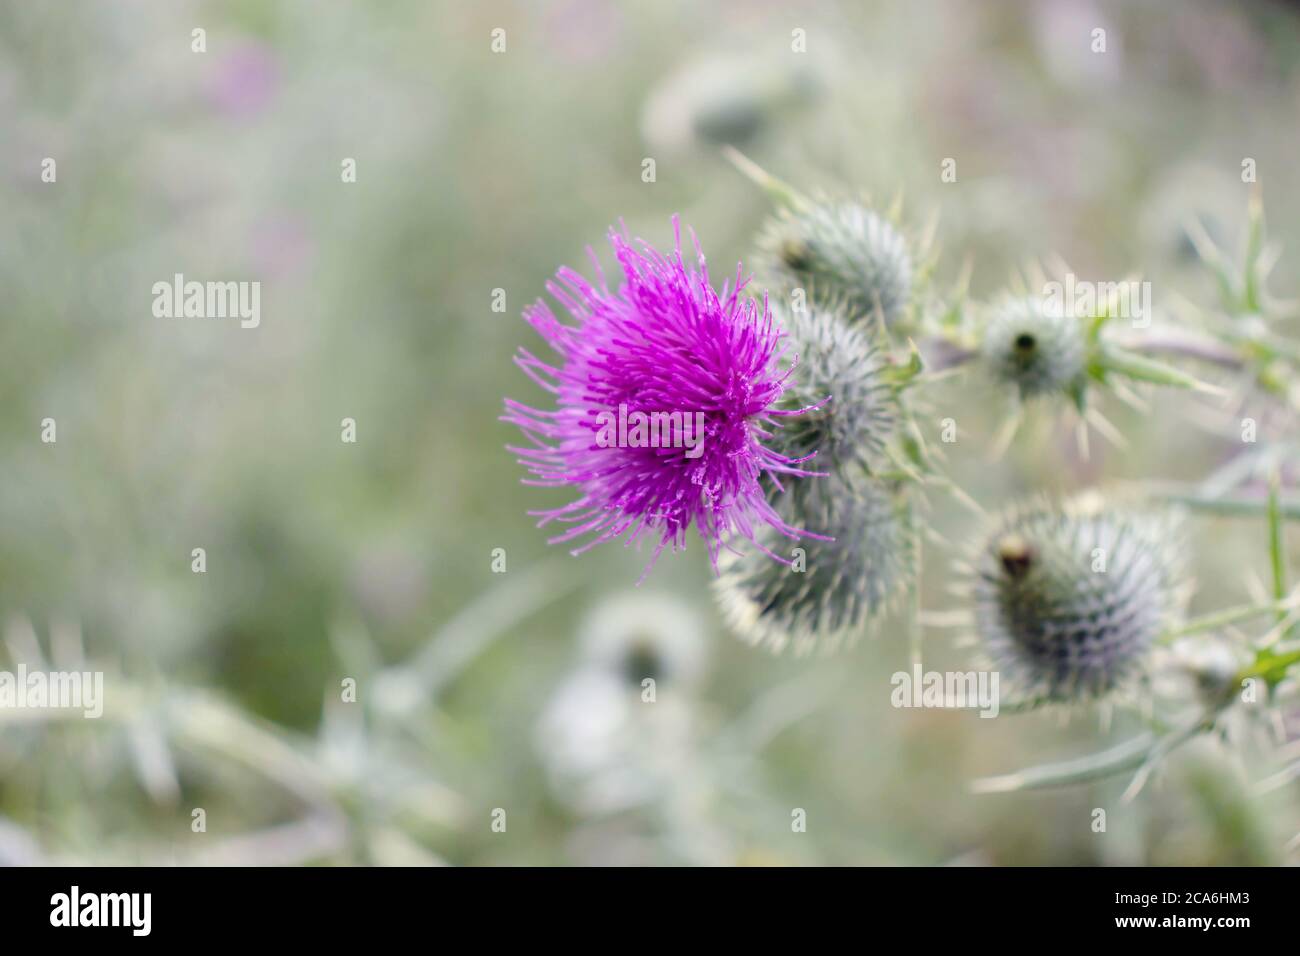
[{"left": 504, "top": 216, "right": 824, "bottom": 578}]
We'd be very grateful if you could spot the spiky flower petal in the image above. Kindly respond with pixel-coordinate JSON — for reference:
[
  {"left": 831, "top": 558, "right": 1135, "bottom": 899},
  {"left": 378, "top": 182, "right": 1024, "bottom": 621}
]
[
  {"left": 759, "top": 201, "right": 912, "bottom": 326},
  {"left": 504, "top": 217, "right": 819, "bottom": 576},
  {"left": 715, "top": 470, "right": 912, "bottom": 655},
  {"left": 768, "top": 303, "right": 898, "bottom": 473},
  {"left": 981, "top": 296, "right": 1085, "bottom": 399},
  {"left": 969, "top": 497, "right": 1186, "bottom": 703}
]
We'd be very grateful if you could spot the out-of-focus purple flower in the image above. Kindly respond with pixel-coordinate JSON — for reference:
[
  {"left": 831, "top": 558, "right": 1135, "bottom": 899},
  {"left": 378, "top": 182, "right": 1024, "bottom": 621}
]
[
  {"left": 504, "top": 217, "right": 822, "bottom": 578},
  {"left": 207, "top": 42, "right": 278, "bottom": 119},
  {"left": 543, "top": 0, "right": 624, "bottom": 64},
  {"left": 251, "top": 214, "right": 312, "bottom": 279}
]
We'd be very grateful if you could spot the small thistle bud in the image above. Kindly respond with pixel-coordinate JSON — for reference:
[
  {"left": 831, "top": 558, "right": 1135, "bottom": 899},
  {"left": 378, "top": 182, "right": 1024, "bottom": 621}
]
[
  {"left": 579, "top": 591, "right": 707, "bottom": 690},
  {"left": 641, "top": 55, "right": 819, "bottom": 153},
  {"left": 759, "top": 201, "right": 913, "bottom": 326},
  {"left": 996, "top": 533, "right": 1035, "bottom": 578},
  {"left": 980, "top": 296, "right": 1085, "bottom": 399},
  {"left": 714, "top": 471, "right": 912, "bottom": 655},
  {"left": 769, "top": 303, "right": 899, "bottom": 473},
  {"left": 969, "top": 497, "right": 1186, "bottom": 703},
  {"left": 1168, "top": 636, "right": 1242, "bottom": 706},
  {"left": 536, "top": 592, "right": 707, "bottom": 815}
]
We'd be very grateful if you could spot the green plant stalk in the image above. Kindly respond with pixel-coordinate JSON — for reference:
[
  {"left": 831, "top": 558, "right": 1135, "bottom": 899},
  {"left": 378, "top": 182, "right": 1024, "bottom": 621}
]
[
  {"left": 1268, "top": 470, "right": 1288, "bottom": 630},
  {"left": 1158, "top": 490, "right": 1300, "bottom": 520},
  {"left": 1243, "top": 191, "right": 1264, "bottom": 314},
  {"left": 1161, "top": 596, "right": 1299, "bottom": 640},
  {"left": 971, "top": 713, "right": 1217, "bottom": 794},
  {"left": 721, "top": 145, "right": 807, "bottom": 211},
  {"left": 970, "top": 732, "right": 1156, "bottom": 793}
]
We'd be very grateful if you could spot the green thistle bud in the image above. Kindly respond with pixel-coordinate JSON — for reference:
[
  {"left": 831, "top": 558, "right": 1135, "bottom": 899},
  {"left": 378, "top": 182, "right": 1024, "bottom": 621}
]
[
  {"left": 579, "top": 592, "right": 707, "bottom": 690},
  {"left": 759, "top": 201, "right": 913, "bottom": 327},
  {"left": 715, "top": 471, "right": 912, "bottom": 655},
  {"left": 969, "top": 497, "right": 1186, "bottom": 703},
  {"left": 1168, "top": 636, "right": 1241, "bottom": 707},
  {"left": 769, "top": 303, "right": 899, "bottom": 473},
  {"left": 641, "top": 55, "right": 819, "bottom": 153},
  {"left": 980, "top": 296, "right": 1085, "bottom": 399}
]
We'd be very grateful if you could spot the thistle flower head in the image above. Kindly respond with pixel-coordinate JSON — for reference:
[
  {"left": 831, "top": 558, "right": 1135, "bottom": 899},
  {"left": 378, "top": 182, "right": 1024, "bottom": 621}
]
[
  {"left": 969, "top": 496, "right": 1186, "bottom": 703},
  {"left": 981, "top": 295, "right": 1086, "bottom": 400},
  {"left": 768, "top": 303, "right": 899, "bottom": 473},
  {"left": 504, "top": 217, "right": 819, "bottom": 576},
  {"left": 759, "top": 200, "right": 912, "bottom": 327},
  {"left": 715, "top": 470, "right": 912, "bottom": 655}
]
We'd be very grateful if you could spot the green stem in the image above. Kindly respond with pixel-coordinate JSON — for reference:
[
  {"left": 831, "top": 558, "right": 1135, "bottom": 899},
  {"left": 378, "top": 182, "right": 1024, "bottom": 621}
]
[
  {"left": 720, "top": 146, "right": 807, "bottom": 210},
  {"left": 1268, "top": 470, "right": 1288, "bottom": 630},
  {"left": 971, "top": 713, "right": 1216, "bottom": 794},
  {"left": 1243, "top": 191, "right": 1264, "bottom": 313},
  {"left": 1116, "top": 330, "right": 1244, "bottom": 370},
  {"left": 1154, "top": 489, "right": 1300, "bottom": 520},
  {"left": 970, "top": 732, "right": 1156, "bottom": 793},
  {"left": 1162, "top": 596, "right": 1299, "bottom": 640}
]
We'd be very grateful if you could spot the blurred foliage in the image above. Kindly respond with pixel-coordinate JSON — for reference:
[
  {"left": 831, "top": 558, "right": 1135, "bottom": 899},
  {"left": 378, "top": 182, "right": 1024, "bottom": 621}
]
[{"left": 2, "top": 0, "right": 1300, "bottom": 865}]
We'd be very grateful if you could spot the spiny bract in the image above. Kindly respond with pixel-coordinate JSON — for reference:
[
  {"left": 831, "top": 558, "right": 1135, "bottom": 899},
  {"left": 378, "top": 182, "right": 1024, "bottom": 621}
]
[
  {"left": 980, "top": 295, "right": 1086, "bottom": 400},
  {"left": 759, "top": 200, "right": 913, "bottom": 327},
  {"left": 715, "top": 470, "right": 912, "bottom": 655},
  {"left": 768, "top": 302, "right": 899, "bottom": 473},
  {"left": 969, "top": 497, "right": 1186, "bottom": 703}
]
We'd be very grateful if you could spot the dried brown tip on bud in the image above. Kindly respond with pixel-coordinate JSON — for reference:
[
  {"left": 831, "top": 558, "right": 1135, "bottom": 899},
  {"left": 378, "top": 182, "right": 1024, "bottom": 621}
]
[
  {"left": 997, "top": 534, "right": 1035, "bottom": 578},
  {"left": 780, "top": 237, "right": 811, "bottom": 270}
]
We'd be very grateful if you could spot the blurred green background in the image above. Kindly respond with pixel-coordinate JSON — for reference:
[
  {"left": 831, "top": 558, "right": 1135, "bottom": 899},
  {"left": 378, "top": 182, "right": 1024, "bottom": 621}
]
[{"left": 2, "top": 0, "right": 1300, "bottom": 865}]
